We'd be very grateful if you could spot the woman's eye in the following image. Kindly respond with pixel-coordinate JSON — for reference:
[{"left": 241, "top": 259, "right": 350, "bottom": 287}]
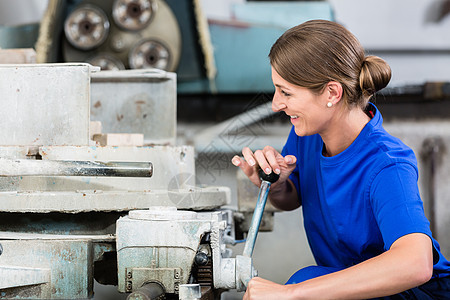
[{"left": 281, "top": 90, "right": 291, "bottom": 97}]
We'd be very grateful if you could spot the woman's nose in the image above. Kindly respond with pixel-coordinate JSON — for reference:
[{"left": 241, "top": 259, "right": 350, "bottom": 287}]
[{"left": 272, "top": 94, "right": 286, "bottom": 112}]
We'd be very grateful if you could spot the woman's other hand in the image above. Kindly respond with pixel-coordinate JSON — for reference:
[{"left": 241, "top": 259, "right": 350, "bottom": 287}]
[{"left": 243, "top": 277, "right": 298, "bottom": 300}]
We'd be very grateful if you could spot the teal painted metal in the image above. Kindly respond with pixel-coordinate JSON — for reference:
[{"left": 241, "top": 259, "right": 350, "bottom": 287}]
[
  {"left": 0, "top": 23, "right": 40, "bottom": 49},
  {"left": 232, "top": 1, "right": 334, "bottom": 29},
  {"left": 178, "top": 22, "right": 283, "bottom": 94},
  {"left": 0, "top": 239, "right": 94, "bottom": 299},
  {"left": 177, "top": 1, "right": 334, "bottom": 94}
]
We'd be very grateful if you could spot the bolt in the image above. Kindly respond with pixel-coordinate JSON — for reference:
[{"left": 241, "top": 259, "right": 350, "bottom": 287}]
[
  {"left": 0, "top": 243, "right": 2, "bottom": 256},
  {"left": 194, "top": 252, "right": 209, "bottom": 266},
  {"left": 174, "top": 270, "right": 180, "bottom": 279},
  {"left": 126, "top": 281, "right": 132, "bottom": 291},
  {"left": 127, "top": 271, "right": 132, "bottom": 279},
  {"left": 174, "top": 282, "right": 179, "bottom": 292}
]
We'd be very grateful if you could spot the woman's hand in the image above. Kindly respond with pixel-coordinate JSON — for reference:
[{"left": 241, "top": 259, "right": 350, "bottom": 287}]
[
  {"left": 231, "top": 146, "right": 297, "bottom": 189},
  {"left": 243, "top": 277, "right": 298, "bottom": 300}
]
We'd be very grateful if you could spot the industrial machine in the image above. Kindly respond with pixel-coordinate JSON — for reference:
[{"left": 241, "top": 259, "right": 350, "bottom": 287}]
[
  {"left": 34, "top": 0, "right": 334, "bottom": 95},
  {"left": 2, "top": 2, "right": 450, "bottom": 299},
  {"left": 0, "top": 63, "right": 264, "bottom": 299},
  {"left": 0, "top": 2, "right": 334, "bottom": 298}
]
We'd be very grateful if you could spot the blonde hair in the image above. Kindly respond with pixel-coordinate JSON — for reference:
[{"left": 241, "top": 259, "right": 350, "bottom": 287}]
[{"left": 269, "top": 19, "right": 391, "bottom": 108}]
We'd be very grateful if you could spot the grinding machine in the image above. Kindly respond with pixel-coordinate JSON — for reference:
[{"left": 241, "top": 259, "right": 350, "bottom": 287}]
[{"left": 0, "top": 64, "right": 260, "bottom": 299}]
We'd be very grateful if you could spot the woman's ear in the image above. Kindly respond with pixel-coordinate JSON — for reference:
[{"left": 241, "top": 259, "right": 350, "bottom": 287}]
[{"left": 326, "top": 81, "right": 343, "bottom": 105}]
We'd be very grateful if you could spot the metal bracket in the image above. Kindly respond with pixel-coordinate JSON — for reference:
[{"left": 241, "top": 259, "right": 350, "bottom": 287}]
[{"left": 126, "top": 267, "right": 182, "bottom": 294}]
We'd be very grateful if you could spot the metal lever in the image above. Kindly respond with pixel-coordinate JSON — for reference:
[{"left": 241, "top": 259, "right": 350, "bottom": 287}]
[
  {"left": 242, "top": 169, "right": 279, "bottom": 258},
  {"left": 234, "top": 169, "right": 280, "bottom": 291},
  {"left": 237, "top": 169, "right": 279, "bottom": 290},
  {"left": 0, "top": 159, "right": 153, "bottom": 177}
]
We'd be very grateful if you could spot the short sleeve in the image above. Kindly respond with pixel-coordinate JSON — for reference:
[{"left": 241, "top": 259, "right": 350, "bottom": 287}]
[{"left": 370, "top": 162, "right": 432, "bottom": 251}]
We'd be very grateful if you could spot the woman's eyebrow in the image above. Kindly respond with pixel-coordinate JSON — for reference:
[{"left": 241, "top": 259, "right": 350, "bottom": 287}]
[{"left": 274, "top": 84, "right": 290, "bottom": 90}]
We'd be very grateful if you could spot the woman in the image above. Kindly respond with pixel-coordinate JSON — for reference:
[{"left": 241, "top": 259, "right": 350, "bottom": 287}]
[{"left": 232, "top": 20, "right": 450, "bottom": 299}]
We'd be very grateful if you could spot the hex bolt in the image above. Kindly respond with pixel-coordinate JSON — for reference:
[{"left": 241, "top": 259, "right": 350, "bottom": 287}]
[
  {"left": 174, "top": 271, "right": 180, "bottom": 279},
  {"left": 126, "top": 281, "right": 132, "bottom": 291},
  {"left": 127, "top": 271, "right": 132, "bottom": 279}
]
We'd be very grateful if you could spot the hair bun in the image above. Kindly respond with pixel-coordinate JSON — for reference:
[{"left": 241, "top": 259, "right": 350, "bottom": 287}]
[{"left": 359, "top": 55, "right": 391, "bottom": 97}]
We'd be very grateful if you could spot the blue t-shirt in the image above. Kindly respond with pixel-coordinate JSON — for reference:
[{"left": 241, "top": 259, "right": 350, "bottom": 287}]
[{"left": 281, "top": 103, "right": 450, "bottom": 279}]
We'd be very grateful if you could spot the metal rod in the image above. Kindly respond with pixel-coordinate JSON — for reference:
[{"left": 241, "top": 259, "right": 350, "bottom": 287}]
[
  {"left": 242, "top": 180, "right": 271, "bottom": 258},
  {"left": 0, "top": 159, "right": 153, "bottom": 177}
]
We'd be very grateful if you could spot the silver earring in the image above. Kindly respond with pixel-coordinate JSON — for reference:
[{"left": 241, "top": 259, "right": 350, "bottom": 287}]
[{"left": 327, "top": 102, "right": 333, "bottom": 108}]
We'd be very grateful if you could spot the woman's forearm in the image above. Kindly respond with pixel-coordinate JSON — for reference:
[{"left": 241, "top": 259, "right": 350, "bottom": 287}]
[
  {"left": 269, "top": 179, "right": 300, "bottom": 211},
  {"left": 291, "top": 233, "right": 433, "bottom": 299}
]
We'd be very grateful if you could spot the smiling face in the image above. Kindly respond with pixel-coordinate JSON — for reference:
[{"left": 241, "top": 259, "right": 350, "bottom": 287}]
[{"left": 271, "top": 67, "right": 335, "bottom": 137}]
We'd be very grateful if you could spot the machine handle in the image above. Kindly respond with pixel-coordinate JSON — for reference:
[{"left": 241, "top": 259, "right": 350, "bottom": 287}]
[
  {"left": 242, "top": 170, "right": 279, "bottom": 258},
  {"left": 258, "top": 168, "right": 280, "bottom": 183}
]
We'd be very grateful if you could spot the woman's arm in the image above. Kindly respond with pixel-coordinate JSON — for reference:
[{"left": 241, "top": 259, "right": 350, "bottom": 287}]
[
  {"left": 268, "top": 178, "right": 299, "bottom": 211},
  {"left": 244, "top": 233, "right": 433, "bottom": 300},
  {"left": 232, "top": 146, "right": 300, "bottom": 211}
]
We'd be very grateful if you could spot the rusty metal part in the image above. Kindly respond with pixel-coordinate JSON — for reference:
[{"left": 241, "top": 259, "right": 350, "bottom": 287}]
[
  {"left": 200, "top": 286, "right": 215, "bottom": 300},
  {"left": 128, "top": 39, "right": 171, "bottom": 70},
  {"left": 195, "top": 260, "right": 213, "bottom": 287},
  {"left": 193, "top": 240, "right": 213, "bottom": 287},
  {"left": 62, "top": 0, "right": 181, "bottom": 72},
  {"left": 0, "top": 159, "right": 153, "bottom": 177},
  {"left": 64, "top": 4, "right": 110, "bottom": 50},
  {"left": 87, "top": 53, "right": 125, "bottom": 70},
  {"left": 126, "top": 281, "right": 165, "bottom": 300},
  {"left": 113, "top": 0, "right": 157, "bottom": 31}
]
